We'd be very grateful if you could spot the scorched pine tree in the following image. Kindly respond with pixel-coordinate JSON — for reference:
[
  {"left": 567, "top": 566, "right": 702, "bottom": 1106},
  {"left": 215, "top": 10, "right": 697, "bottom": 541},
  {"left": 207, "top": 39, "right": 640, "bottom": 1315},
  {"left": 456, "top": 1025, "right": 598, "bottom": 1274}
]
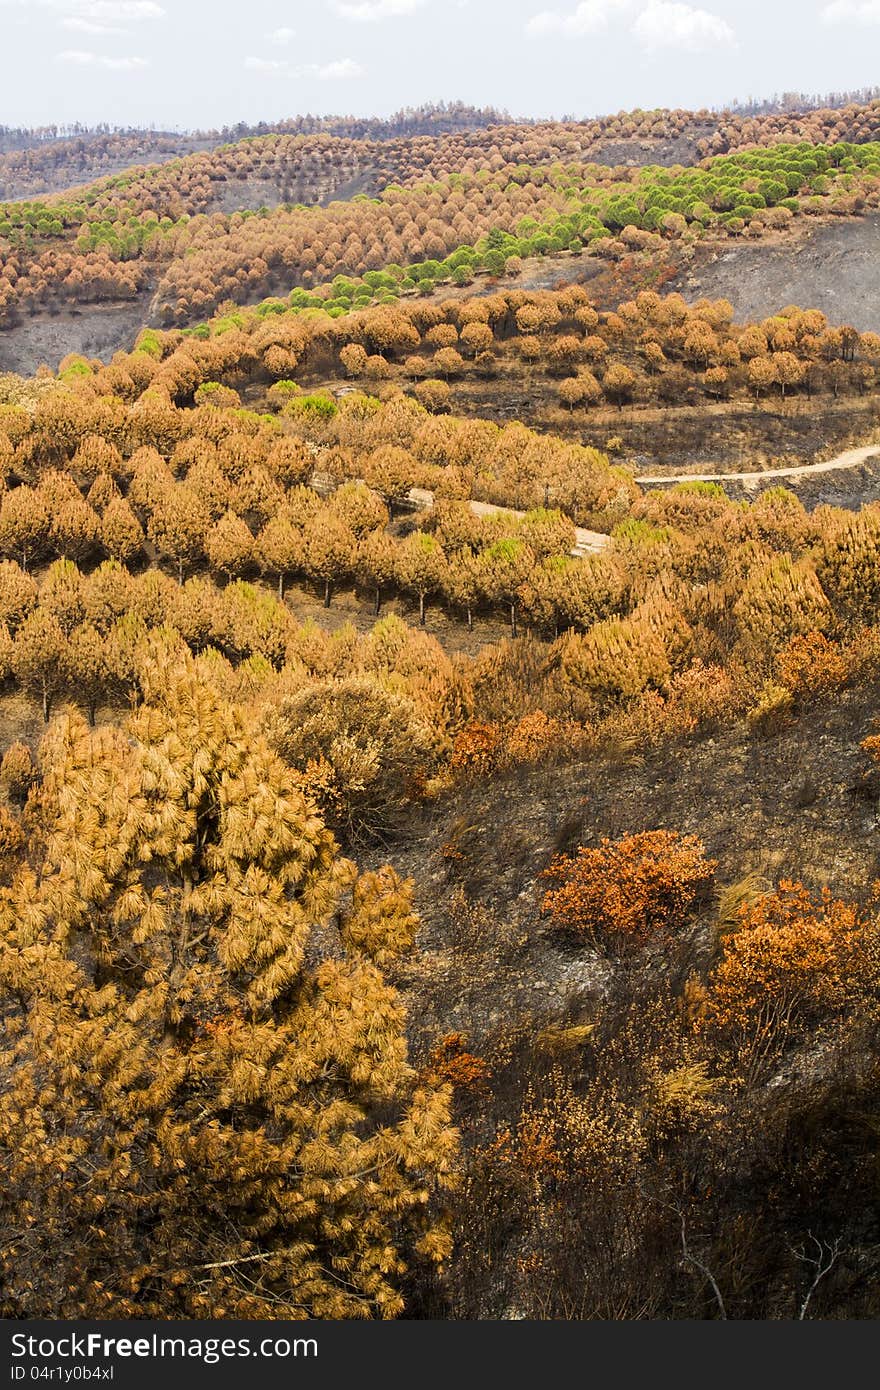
[{"left": 0, "top": 640, "right": 457, "bottom": 1319}]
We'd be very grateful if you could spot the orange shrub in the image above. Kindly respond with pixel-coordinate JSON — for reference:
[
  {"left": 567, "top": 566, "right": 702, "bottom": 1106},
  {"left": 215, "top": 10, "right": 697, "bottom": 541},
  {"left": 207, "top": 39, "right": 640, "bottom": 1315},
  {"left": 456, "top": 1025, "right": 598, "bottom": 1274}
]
[
  {"left": 541, "top": 830, "right": 716, "bottom": 951},
  {"left": 516, "top": 1110, "right": 565, "bottom": 1181},
  {"left": 700, "top": 882, "right": 861, "bottom": 1067},
  {"left": 775, "top": 630, "right": 847, "bottom": 700},
  {"left": 505, "top": 709, "right": 577, "bottom": 765},
  {"left": 862, "top": 732, "right": 880, "bottom": 763},
  {"left": 423, "top": 1032, "right": 491, "bottom": 1091},
  {"left": 664, "top": 662, "right": 739, "bottom": 730},
  {"left": 450, "top": 720, "right": 501, "bottom": 774}
]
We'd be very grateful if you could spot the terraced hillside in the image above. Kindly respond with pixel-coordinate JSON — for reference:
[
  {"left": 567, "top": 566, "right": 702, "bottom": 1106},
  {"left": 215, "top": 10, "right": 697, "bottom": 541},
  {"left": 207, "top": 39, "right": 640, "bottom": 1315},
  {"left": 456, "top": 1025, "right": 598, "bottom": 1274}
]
[{"left": 2, "top": 128, "right": 879, "bottom": 376}]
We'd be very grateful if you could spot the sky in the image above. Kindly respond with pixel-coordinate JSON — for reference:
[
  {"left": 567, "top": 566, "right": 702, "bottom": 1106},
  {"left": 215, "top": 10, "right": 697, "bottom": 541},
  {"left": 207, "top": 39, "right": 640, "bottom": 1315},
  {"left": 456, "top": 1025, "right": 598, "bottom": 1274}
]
[{"left": 1, "top": 0, "right": 879, "bottom": 131}]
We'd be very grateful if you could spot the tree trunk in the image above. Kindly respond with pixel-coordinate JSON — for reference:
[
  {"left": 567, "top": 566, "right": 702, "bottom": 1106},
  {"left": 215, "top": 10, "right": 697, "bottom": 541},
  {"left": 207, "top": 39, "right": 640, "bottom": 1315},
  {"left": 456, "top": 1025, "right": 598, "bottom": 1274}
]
[
  {"left": 42, "top": 686, "right": 50, "bottom": 723},
  {"left": 324, "top": 578, "right": 332, "bottom": 608},
  {"left": 466, "top": 606, "right": 473, "bottom": 630},
  {"left": 374, "top": 585, "right": 382, "bottom": 616},
  {"left": 88, "top": 702, "right": 97, "bottom": 728},
  {"left": 510, "top": 602, "right": 517, "bottom": 638},
  {"left": 419, "top": 592, "right": 426, "bottom": 626},
  {"left": 277, "top": 573, "right": 284, "bottom": 600}
]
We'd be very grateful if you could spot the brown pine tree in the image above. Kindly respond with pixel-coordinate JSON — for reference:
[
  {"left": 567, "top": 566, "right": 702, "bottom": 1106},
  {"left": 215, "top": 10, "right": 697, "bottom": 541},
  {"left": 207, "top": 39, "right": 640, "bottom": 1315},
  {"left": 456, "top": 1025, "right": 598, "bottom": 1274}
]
[
  {"left": 205, "top": 510, "right": 255, "bottom": 580},
  {"left": 12, "top": 608, "right": 71, "bottom": 720},
  {"left": 148, "top": 485, "right": 210, "bottom": 584},
  {"left": 101, "top": 496, "right": 146, "bottom": 568},
  {"left": 256, "top": 508, "right": 303, "bottom": 600},
  {"left": 302, "top": 511, "right": 357, "bottom": 607},
  {"left": 0, "top": 645, "right": 457, "bottom": 1318}
]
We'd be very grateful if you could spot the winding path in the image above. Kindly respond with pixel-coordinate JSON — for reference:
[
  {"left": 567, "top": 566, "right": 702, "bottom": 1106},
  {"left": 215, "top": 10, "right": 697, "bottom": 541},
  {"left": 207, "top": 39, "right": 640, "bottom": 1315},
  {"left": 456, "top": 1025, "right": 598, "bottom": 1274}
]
[
  {"left": 408, "top": 441, "right": 880, "bottom": 562},
  {"left": 467, "top": 499, "right": 610, "bottom": 555},
  {"left": 636, "top": 442, "right": 880, "bottom": 488},
  {"left": 461, "top": 440, "right": 880, "bottom": 550},
  {"left": 406, "top": 486, "right": 611, "bottom": 555}
]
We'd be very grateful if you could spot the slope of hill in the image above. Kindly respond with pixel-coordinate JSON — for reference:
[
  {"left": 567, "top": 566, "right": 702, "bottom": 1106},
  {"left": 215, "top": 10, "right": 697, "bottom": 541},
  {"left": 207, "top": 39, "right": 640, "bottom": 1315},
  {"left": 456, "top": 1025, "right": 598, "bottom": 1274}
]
[
  {"left": 1, "top": 128, "right": 878, "bottom": 376},
  {"left": 4, "top": 97, "right": 880, "bottom": 1322}
]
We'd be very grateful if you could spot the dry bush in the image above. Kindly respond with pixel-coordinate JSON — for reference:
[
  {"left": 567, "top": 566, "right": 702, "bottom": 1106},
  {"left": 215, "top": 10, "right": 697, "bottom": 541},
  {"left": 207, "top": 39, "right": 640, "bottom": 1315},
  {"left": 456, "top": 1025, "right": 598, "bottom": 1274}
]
[
  {"left": 449, "top": 720, "right": 502, "bottom": 776},
  {"left": 271, "top": 675, "right": 439, "bottom": 841},
  {"left": 699, "top": 881, "right": 863, "bottom": 1077},
  {"left": 746, "top": 679, "right": 795, "bottom": 735},
  {"left": 775, "top": 630, "right": 848, "bottom": 701},
  {"left": 0, "top": 741, "right": 35, "bottom": 806},
  {"left": 542, "top": 830, "right": 716, "bottom": 953},
  {"left": 504, "top": 709, "right": 581, "bottom": 766}
]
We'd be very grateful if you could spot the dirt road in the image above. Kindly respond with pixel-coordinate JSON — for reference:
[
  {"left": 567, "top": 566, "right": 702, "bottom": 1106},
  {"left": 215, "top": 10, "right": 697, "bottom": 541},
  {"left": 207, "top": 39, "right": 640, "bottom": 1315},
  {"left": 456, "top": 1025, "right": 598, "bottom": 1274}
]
[
  {"left": 407, "top": 488, "right": 612, "bottom": 554},
  {"left": 410, "top": 439, "right": 880, "bottom": 556},
  {"left": 637, "top": 442, "right": 880, "bottom": 488},
  {"left": 467, "top": 499, "right": 609, "bottom": 553}
]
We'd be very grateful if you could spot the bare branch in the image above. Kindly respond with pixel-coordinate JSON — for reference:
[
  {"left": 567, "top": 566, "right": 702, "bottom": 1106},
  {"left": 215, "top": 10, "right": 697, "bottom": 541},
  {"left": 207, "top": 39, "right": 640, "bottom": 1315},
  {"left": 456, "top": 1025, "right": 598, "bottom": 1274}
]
[
  {"left": 794, "top": 1232, "right": 844, "bottom": 1319},
  {"left": 677, "top": 1208, "right": 727, "bottom": 1319},
  {"left": 643, "top": 1190, "right": 727, "bottom": 1319}
]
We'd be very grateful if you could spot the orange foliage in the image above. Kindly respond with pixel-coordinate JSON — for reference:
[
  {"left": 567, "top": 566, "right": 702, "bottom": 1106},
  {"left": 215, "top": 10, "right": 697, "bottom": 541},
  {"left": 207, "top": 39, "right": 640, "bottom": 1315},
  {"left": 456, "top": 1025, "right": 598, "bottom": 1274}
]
[
  {"left": 776, "top": 630, "right": 848, "bottom": 699},
  {"left": 423, "top": 1032, "right": 491, "bottom": 1091},
  {"left": 449, "top": 720, "right": 501, "bottom": 774},
  {"left": 700, "top": 882, "right": 862, "bottom": 1056},
  {"left": 505, "top": 709, "right": 576, "bottom": 764},
  {"left": 542, "top": 830, "right": 716, "bottom": 951},
  {"left": 862, "top": 733, "right": 880, "bottom": 763},
  {"left": 516, "top": 1112, "right": 565, "bottom": 1180}
]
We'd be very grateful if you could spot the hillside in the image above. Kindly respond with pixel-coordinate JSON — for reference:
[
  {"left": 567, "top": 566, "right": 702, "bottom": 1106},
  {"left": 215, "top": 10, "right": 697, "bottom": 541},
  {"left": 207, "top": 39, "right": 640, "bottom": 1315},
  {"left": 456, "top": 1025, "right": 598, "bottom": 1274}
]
[
  {"left": 0, "top": 104, "right": 514, "bottom": 200},
  {"left": 0, "top": 105, "right": 879, "bottom": 381},
  {"left": 3, "top": 92, "right": 880, "bottom": 1324},
  {"left": 678, "top": 214, "right": 880, "bottom": 331}
]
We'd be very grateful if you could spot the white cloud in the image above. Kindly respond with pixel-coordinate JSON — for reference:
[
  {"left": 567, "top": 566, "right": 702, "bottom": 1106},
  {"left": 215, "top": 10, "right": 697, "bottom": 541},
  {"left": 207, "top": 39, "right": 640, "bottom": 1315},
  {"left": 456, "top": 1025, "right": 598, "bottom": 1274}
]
[
  {"left": 2, "top": 0, "right": 163, "bottom": 10},
  {"left": 74, "top": 1, "right": 163, "bottom": 16},
  {"left": 268, "top": 25, "right": 295, "bottom": 44},
  {"left": 334, "top": 0, "right": 423, "bottom": 20},
  {"left": 245, "top": 55, "right": 289, "bottom": 71},
  {"left": 821, "top": 0, "right": 880, "bottom": 22},
  {"left": 62, "top": 14, "right": 125, "bottom": 31},
  {"left": 245, "top": 54, "right": 364, "bottom": 79},
  {"left": 524, "top": 0, "right": 733, "bottom": 45},
  {"left": 295, "top": 57, "right": 365, "bottom": 78},
  {"left": 631, "top": 0, "right": 734, "bottom": 48},
  {"left": 56, "top": 47, "right": 148, "bottom": 67},
  {"left": 526, "top": 0, "right": 629, "bottom": 37}
]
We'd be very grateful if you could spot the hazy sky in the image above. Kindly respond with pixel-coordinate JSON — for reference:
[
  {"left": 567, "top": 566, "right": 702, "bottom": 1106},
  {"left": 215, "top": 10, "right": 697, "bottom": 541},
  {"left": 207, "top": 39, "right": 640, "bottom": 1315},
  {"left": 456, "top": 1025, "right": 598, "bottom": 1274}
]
[{"left": 1, "top": 0, "right": 879, "bottom": 131}]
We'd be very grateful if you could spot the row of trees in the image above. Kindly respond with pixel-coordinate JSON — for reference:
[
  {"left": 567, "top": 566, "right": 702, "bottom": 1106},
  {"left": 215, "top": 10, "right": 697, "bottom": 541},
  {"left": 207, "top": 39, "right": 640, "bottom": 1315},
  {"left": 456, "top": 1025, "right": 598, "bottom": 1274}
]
[
  {"left": 0, "top": 381, "right": 627, "bottom": 527},
  {"left": 3, "top": 323, "right": 880, "bottom": 776},
  {"left": 0, "top": 104, "right": 515, "bottom": 202},
  {"left": 3, "top": 136, "right": 879, "bottom": 331},
  {"left": 320, "top": 290, "right": 880, "bottom": 410},
  {"left": 0, "top": 462, "right": 877, "bottom": 761},
  {"left": 90, "top": 277, "right": 878, "bottom": 434},
  {"left": 8, "top": 95, "right": 880, "bottom": 222},
  {"left": 146, "top": 141, "right": 880, "bottom": 326},
  {"left": 698, "top": 99, "right": 880, "bottom": 157}
]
